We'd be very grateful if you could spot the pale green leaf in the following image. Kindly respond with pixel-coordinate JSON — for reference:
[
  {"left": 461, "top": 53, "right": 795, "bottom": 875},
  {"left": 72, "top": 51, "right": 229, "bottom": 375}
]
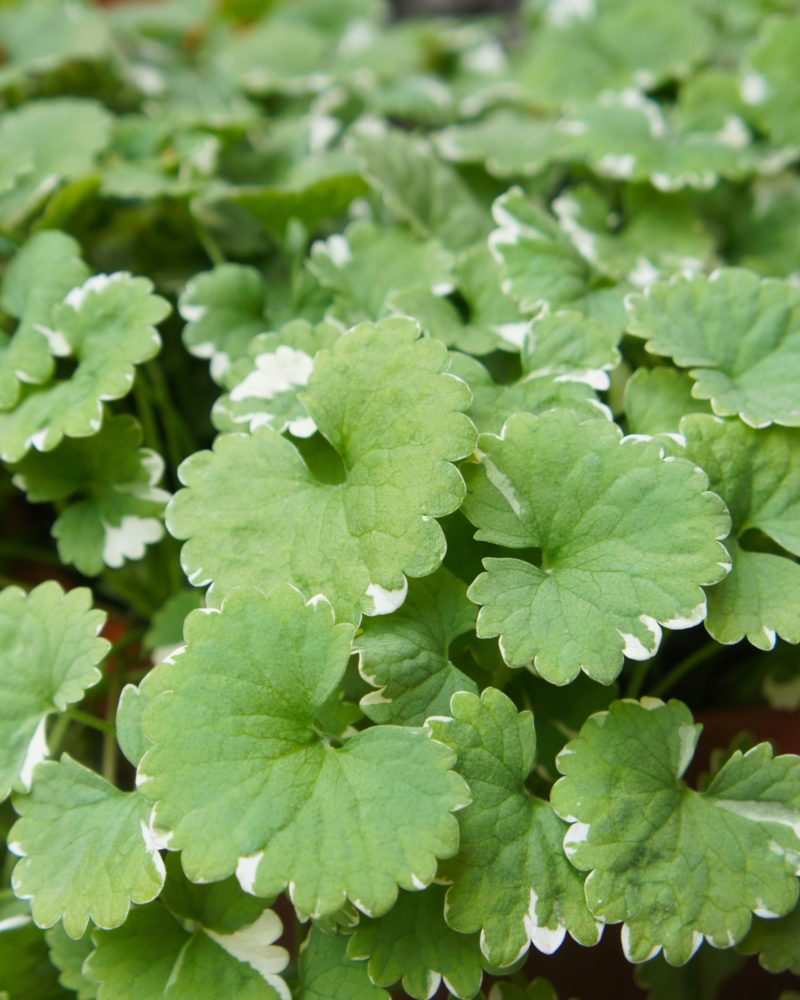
[
  {"left": 447, "top": 352, "right": 605, "bottom": 437},
  {"left": 352, "top": 127, "right": 489, "bottom": 250},
  {"left": 212, "top": 321, "right": 340, "bottom": 437},
  {"left": 308, "top": 220, "right": 454, "bottom": 324},
  {"left": 357, "top": 568, "right": 478, "bottom": 726},
  {"left": 9, "top": 755, "right": 165, "bottom": 938},
  {"left": 463, "top": 410, "right": 730, "bottom": 684},
  {"left": 627, "top": 269, "right": 800, "bottom": 428},
  {"left": 0, "top": 274, "right": 170, "bottom": 462},
  {"left": 11, "top": 415, "right": 169, "bottom": 576},
  {"left": 0, "top": 581, "right": 108, "bottom": 801},
  {"left": 551, "top": 697, "right": 800, "bottom": 965},
  {"left": 347, "top": 884, "right": 486, "bottom": 999},
  {"left": 0, "top": 230, "right": 88, "bottom": 409},
  {"left": 624, "top": 368, "right": 711, "bottom": 437},
  {"left": 683, "top": 413, "right": 800, "bottom": 647},
  {"left": 0, "top": 99, "right": 111, "bottom": 229},
  {"left": 427, "top": 688, "right": 600, "bottom": 968},
  {"left": 138, "top": 586, "right": 470, "bottom": 918},
  {"left": 743, "top": 16, "right": 800, "bottom": 147},
  {"left": 168, "top": 318, "right": 476, "bottom": 623},
  {"left": 178, "top": 264, "right": 268, "bottom": 385}
]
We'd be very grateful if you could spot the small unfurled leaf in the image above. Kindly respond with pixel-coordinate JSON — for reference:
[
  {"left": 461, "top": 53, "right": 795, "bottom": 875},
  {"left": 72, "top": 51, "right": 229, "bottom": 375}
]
[
  {"left": 427, "top": 688, "right": 600, "bottom": 968},
  {"left": 551, "top": 698, "right": 800, "bottom": 965},
  {"left": 626, "top": 269, "right": 800, "bottom": 428},
  {"left": 463, "top": 409, "right": 730, "bottom": 684},
  {"left": 0, "top": 581, "right": 108, "bottom": 801},
  {"left": 347, "top": 884, "right": 487, "bottom": 999},
  {"left": 683, "top": 414, "right": 800, "bottom": 648},
  {"left": 9, "top": 756, "right": 165, "bottom": 938},
  {"left": 138, "top": 587, "right": 469, "bottom": 918},
  {"left": 168, "top": 318, "right": 476, "bottom": 623}
]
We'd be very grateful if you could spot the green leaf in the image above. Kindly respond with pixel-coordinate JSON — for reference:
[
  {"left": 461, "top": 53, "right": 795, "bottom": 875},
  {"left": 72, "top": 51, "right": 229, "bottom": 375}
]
[
  {"left": 143, "top": 590, "right": 204, "bottom": 665},
  {"left": 178, "top": 264, "right": 267, "bottom": 385},
  {"left": 297, "top": 928, "right": 388, "bottom": 1000},
  {"left": 357, "top": 567, "right": 478, "bottom": 726},
  {"left": 0, "top": 0, "right": 111, "bottom": 74},
  {"left": 683, "top": 414, "right": 800, "bottom": 647},
  {"left": 84, "top": 896, "right": 289, "bottom": 999},
  {"left": 624, "top": 368, "right": 711, "bottom": 437},
  {"left": 391, "top": 245, "right": 531, "bottom": 355},
  {"left": 626, "top": 269, "right": 800, "bottom": 428},
  {"left": 427, "top": 688, "right": 600, "bottom": 967},
  {"left": 434, "top": 110, "right": 573, "bottom": 179},
  {"left": 551, "top": 697, "right": 800, "bottom": 965},
  {"left": 168, "top": 318, "right": 476, "bottom": 623},
  {"left": 521, "top": 310, "right": 620, "bottom": 390},
  {"left": 516, "top": 0, "right": 712, "bottom": 108},
  {"left": 0, "top": 581, "right": 108, "bottom": 801},
  {"left": 463, "top": 410, "right": 730, "bottom": 684},
  {"left": 0, "top": 897, "right": 66, "bottom": 999},
  {"left": 490, "top": 188, "right": 592, "bottom": 315},
  {"left": 743, "top": 16, "right": 800, "bottom": 147},
  {"left": 9, "top": 755, "right": 166, "bottom": 938},
  {"left": 0, "top": 99, "right": 111, "bottom": 230},
  {"left": 0, "top": 273, "right": 170, "bottom": 462},
  {"left": 559, "top": 93, "right": 758, "bottom": 190},
  {"left": 45, "top": 925, "right": 96, "bottom": 1000},
  {"left": 352, "top": 127, "right": 489, "bottom": 250},
  {"left": 137, "top": 586, "right": 470, "bottom": 918},
  {"left": 11, "top": 415, "right": 169, "bottom": 576},
  {"left": 347, "top": 884, "right": 486, "bottom": 999},
  {"left": 738, "top": 899, "right": 800, "bottom": 974},
  {"left": 115, "top": 684, "right": 150, "bottom": 770},
  {"left": 212, "top": 320, "right": 340, "bottom": 437},
  {"left": 308, "top": 220, "right": 454, "bottom": 325},
  {"left": 448, "top": 352, "right": 606, "bottom": 436},
  {"left": 0, "top": 230, "right": 88, "bottom": 409}
]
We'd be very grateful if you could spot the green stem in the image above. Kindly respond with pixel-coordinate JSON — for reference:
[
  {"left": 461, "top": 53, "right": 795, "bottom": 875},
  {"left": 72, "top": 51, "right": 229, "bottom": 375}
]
[
  {"left": 651, "top": 641, "right": 724, "bottom": 698},
  {"left": 133, "top": 375, "right": 164, "bottom": 456},
  {"left": 194, "top": 220, "right": 225, "bottom": 266},
  {"left": 102, "top": 669, "right": 124, "bottom": 785},
  {"left": 65, "top": 707, "right": 116, "bottom": 735},
  {"left": 145, "top": 362, "right": 189, "bottom": 472},
  {"left": 48, "top": 713, "right": 72, "bottom": 757},
  {"left": 626, "top": 659, "right": 652, "bottom": 699},
  {"left": 100, "top": 574, "right": 155, "bottom": 619}
]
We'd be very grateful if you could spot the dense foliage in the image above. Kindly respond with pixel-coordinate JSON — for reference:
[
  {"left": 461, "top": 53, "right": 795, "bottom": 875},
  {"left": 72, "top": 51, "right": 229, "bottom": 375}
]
[{"left": 1, "top": 0, "right": 799, "bottom": 997}]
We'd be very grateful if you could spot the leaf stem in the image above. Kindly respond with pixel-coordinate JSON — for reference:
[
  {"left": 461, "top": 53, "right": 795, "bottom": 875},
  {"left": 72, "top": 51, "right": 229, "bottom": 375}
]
[
  {"left": 626, "top": 659, "right": 651, "bottom": 699},
  {"left": 133, "top": 374, "right": 164, "bottom": 457},
  {"left": 650, "top": 640, "right": 724, "bottom": 698},
  {"left": 66, "top": 707, "right": 116, "bottom": 735},
  {"left": 194, "top": 220, "right": 225, "bottom": 266},
  {"left": 48, "top": 713, "right": 72, "bottom": 757},
  {"left": 102, "top": 669, "right": 124, "bottom": 785}
]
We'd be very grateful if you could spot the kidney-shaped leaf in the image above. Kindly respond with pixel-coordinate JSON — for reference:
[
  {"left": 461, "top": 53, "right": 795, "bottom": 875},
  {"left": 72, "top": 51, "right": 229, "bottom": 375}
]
[
  {"left": 168, "top": 318, "right": 477, "bottom": 623},
  {"left": 463, "top": 410, "right": 730, "bottom": 684},
  {"left": 137, "top": 586, "right": 470, "bottom": 919},
  {"left": 551, "top": 698, "right": 800, "bottom": 966}
]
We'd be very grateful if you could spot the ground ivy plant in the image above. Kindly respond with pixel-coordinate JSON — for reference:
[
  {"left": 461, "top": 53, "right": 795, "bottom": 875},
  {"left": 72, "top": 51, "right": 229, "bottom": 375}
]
[{"left": 0, "top": 0, "right": 799, "bottom": 998}]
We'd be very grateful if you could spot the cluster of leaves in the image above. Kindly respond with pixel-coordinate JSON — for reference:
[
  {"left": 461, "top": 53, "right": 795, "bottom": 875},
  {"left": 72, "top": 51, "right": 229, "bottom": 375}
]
[{"left": 0, "top": 0, "right": 799, "bottom": 997}]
